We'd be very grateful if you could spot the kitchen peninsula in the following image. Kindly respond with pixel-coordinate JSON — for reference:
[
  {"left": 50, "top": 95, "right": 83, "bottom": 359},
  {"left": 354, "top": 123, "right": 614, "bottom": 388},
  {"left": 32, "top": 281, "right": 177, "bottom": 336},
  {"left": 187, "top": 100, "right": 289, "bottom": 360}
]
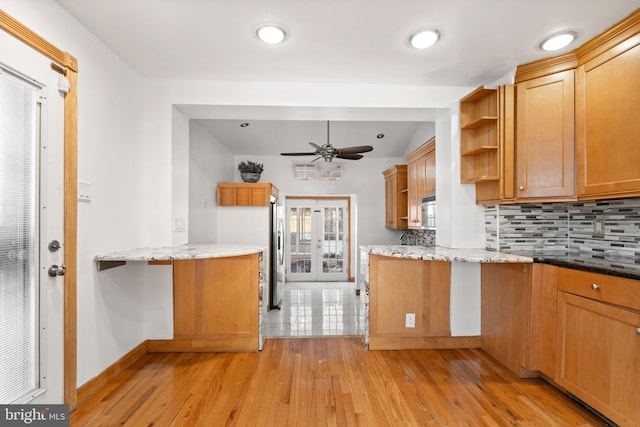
[
  {"left": 359, "top": 245, "right": 532, "bottom": 350},
  {"left": 94, "top": 244, "right": 267, "bottom": 352}
]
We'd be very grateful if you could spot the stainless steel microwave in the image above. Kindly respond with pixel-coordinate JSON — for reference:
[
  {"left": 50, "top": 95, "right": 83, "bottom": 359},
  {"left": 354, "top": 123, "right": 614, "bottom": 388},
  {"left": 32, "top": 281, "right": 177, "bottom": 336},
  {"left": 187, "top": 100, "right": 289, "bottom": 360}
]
[{"left": 421, "top": 196, "right": 436, "bottom": 230}]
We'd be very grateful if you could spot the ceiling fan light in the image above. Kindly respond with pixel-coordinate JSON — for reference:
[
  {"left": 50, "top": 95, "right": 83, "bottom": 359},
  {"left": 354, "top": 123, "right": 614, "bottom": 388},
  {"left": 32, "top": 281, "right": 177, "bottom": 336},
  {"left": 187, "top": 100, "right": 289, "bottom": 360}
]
[
  {"left": 255, "top": 24, "right": 287, "bottom": 44},
  {"left": 540, "top": 31, "right": 577, "bottom": 51},
  {"left": 409, "top": 29, "right": 440, "bottom": 49}
]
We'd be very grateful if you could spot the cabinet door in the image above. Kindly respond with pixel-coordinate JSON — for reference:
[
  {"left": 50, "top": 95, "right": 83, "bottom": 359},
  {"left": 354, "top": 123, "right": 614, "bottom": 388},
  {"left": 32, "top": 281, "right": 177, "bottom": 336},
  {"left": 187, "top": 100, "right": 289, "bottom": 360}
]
[
  {"left": 516, "top": 70, "right": 575, "bottom": 200},
  {"left": 555, "top": 291, "right": 640, "bottom": 426},
  {"left": 576, "top": 39, "right": 640, "bottom": 199},
  {"left": 407, "top": 160, "right": 421, "bottom": 228},
  {"left": 528, "top": 263, "right": 557, "bottom": 378},
  {"left": 424, "top": 150, "right": 436, "bottom": 197},
  {"left": 384, "top": 172, "right": 398, "bottom": 228}
]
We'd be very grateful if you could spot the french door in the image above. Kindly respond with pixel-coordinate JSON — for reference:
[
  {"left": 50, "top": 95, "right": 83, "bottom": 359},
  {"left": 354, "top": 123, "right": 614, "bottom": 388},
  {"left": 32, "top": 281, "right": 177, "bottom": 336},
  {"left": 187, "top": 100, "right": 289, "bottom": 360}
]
[{"left": 286, "top": 199, "right": 349, "bottom": 282}]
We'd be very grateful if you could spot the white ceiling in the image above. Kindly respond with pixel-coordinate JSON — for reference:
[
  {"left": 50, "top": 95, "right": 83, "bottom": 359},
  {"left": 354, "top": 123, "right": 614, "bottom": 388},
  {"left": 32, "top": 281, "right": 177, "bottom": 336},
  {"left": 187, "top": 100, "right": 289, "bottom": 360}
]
[{"left": 54, "top": 0, "right": 640, "bottom": 158}]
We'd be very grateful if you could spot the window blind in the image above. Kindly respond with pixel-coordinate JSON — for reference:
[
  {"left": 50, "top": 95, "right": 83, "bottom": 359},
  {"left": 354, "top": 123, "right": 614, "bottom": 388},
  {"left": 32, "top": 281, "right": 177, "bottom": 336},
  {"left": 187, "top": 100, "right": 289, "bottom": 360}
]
[{"left": 0, "top": 68, "right": 40, "bottom": 403}]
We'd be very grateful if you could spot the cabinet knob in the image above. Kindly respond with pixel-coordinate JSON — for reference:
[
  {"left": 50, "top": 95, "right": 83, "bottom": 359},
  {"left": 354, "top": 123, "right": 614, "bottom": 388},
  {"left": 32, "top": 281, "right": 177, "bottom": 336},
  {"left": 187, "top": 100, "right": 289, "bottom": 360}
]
[
  {"left": 519, "top": 185, "right": 524, "bottom": 191},
  {"left": 591, "top": 283, "right": 600, "bottom": 290},
  {"left": 637, "top": 328, "right": 640, "bottom": 335}
]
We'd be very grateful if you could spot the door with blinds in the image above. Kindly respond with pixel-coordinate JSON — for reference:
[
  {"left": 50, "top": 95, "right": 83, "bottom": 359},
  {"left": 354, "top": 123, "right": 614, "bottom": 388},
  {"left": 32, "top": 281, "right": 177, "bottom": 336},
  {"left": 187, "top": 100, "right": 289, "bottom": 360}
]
[
  {"left": 286, "top": 199, "right": 349, "bottom": 282},
  {"left": 0, "top": 36, "right": 65, "bottom": 403}
]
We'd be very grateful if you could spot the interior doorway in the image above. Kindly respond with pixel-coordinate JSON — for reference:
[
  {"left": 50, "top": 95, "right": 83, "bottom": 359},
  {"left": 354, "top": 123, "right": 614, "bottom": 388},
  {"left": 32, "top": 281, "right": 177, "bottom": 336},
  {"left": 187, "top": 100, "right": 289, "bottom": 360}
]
[{"left": 286, "top": 198, "right": 350, "bottom": 282}]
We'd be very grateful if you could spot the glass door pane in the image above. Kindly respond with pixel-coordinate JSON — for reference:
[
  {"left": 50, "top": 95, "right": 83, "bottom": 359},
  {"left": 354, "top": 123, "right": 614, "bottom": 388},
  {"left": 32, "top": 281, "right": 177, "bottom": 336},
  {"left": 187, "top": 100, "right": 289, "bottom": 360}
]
[
  {"left": 321, "top": 207, "right": 344, "bottom": 274},
  {"left": 289, "top": 207, "right": 313, "bottom": 275}
]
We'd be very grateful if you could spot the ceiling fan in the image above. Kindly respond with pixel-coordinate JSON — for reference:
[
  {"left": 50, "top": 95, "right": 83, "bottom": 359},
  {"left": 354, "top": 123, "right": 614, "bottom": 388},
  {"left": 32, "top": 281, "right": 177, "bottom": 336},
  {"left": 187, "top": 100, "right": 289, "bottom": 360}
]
[{"left": 280, "top": 121, "right": 373, "bottom": 162}]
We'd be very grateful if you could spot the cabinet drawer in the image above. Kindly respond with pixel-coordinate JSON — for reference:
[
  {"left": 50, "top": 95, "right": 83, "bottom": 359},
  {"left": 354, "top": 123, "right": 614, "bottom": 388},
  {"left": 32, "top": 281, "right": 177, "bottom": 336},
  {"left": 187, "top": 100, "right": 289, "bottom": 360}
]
[{"left": 557, "top": 267, "right": 640, "bottom": 311}]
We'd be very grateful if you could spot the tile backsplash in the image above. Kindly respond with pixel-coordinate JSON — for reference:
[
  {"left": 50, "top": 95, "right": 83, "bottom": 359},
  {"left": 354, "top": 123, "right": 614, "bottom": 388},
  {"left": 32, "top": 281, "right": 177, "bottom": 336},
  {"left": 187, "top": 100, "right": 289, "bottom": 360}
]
[
  {"left": 486, "top": 197, "right": 640, "bottom": 262},
  {"left": 400, "top": 229, "right": 435, "bottom": 246}
]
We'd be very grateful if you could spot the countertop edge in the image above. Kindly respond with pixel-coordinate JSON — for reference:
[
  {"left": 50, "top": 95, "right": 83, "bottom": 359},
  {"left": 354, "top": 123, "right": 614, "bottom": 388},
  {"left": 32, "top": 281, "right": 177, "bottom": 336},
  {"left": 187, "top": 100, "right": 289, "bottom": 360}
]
[
  {"left": 360, "top": 245, "right": 533, "bottom": 264},
  {"left": 94, "top": 244, "right": 267, "bottom": 262}
]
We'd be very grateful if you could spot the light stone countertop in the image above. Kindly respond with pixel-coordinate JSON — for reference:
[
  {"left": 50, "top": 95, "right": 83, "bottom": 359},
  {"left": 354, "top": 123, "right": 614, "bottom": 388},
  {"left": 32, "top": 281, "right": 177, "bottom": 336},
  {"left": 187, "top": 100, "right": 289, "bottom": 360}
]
[
  {"left": 360, "top": 245, "right": 533, "bottom": 263},
  {"left": 94, "top": 244, "right": 267, "bottom": 262}
]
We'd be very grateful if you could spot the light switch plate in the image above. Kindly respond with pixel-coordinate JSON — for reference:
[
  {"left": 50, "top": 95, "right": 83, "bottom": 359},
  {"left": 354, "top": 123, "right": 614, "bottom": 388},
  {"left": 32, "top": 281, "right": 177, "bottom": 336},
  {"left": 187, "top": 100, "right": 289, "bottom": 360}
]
[{"left": 78, "top": 180, "right": 91, "bottom": 202}]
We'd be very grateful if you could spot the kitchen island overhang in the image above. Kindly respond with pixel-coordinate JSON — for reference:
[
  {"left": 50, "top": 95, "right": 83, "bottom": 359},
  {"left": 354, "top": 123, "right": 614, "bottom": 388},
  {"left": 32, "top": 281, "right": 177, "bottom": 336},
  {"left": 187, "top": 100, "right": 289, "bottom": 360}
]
[{"left": 94, "top": 244, "right": 268, "bottom": 352}]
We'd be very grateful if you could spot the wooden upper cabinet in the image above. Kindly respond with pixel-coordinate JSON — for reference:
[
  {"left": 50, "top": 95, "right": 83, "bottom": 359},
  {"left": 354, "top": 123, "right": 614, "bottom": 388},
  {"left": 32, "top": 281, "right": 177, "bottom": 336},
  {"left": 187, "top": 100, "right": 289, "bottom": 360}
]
[
  {"left": 515, "top": 69, "right": 576, "bottom": 200},
  {"left": 217, "top": 182, "right": 278, "bottom": 206},
  {"left": 405, "top": 138, "right": 435, "bottom": 229},
  {"left": 383, "top": 165, "right": 408, "bottom": 229},
  {"left": 460, "top": 85, "right": 515, "bottom": 204},
  {"left": 576, "top": 17, "right": 640, "bottom": 200}
]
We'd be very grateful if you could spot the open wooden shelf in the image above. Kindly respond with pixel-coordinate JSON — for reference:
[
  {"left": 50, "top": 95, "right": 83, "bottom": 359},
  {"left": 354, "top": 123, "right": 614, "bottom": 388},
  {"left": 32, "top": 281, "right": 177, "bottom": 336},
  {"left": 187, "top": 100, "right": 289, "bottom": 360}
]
[{"left": 460, "top": 86, "right": 500, "bottom": 184}]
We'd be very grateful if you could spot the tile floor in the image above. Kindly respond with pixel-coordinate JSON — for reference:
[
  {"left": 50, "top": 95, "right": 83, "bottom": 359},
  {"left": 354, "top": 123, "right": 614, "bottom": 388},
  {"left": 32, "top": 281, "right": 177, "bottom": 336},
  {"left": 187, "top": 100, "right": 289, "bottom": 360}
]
[{"left": 265, "top": 281, "right": 364, "bottom": 338}]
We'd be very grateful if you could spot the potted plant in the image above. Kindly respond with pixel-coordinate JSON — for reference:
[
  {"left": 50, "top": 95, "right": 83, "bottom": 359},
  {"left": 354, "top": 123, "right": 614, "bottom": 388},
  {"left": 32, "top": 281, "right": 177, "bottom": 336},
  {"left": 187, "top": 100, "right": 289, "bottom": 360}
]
[{"left": 238, "top": 160, "right": 264, "bottom": 183}]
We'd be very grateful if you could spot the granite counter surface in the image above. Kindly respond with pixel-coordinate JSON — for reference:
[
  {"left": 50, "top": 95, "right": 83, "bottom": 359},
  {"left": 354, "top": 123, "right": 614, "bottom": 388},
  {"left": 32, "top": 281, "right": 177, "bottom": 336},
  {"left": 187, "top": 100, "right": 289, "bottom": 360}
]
[
  {"left": 94, "top": 244, "right": 267, "bottom": 262},
  {"left": 360, "top": 245, "right": 533, "bottom": 263}
]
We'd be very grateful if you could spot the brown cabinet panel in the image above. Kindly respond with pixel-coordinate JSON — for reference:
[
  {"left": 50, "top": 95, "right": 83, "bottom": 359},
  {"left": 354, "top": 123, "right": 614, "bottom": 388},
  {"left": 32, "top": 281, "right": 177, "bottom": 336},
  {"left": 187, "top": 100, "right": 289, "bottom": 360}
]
[
  {"left": 528, "top": 263, "right": 557, "bottom": 378},
  {"left": 576, "top": 36, "right": 640, "bottom": 199},
  {"left": 217, "top": 182, "right": 278, "bottom": 206},
  {"left": 369, "top": 255, "right": 450, "bottom": 348},
  {"left": 516, "top": 70, "right": 575, "bottom": 200},
  {"left": 481, "top": 263, "right": 537, "bottom": 378},
  {"left": 173, "top": 254, "right": 260, "bottom": 349},
  {"left": 555, "top": 291, "right": 640, "bottom": 426},
  {"left": 405, "top": 138, "right": 435, "bottom": 229},
  {"left": 383, "top": 165, "right": 407, "bottom": 229}
]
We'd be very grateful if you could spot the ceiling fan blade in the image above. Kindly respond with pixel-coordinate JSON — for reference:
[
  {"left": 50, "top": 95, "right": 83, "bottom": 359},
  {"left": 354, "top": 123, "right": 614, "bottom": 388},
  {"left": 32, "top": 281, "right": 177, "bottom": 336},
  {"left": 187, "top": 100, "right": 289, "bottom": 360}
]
[
  {"left": 336, "top": 153, "right": 364, "bottom": 160},
  {"left": 280, "top": 152, "right": 318, "bottom": 156},
  {"left": 309, "top": 142, "right": 323, "bottom": 151},
  {"left": 337, "top": 145, "right": 374, "bottom": 154}
]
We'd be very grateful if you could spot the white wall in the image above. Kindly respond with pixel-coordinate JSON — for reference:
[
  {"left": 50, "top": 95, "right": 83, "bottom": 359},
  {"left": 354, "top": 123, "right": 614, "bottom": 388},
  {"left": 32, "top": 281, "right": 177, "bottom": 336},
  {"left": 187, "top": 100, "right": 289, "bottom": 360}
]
[
  {"left": 188, "top": 122, "right": 234, "bottom": 243},
  {"left": 404, "top": 122, "right": 436, "bottom": 156}
]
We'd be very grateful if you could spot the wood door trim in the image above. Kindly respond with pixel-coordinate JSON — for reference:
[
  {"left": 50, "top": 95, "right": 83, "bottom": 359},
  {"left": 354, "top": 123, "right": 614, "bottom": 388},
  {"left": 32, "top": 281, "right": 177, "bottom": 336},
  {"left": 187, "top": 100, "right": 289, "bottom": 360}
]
[
  {"left": 286, "top": 196, "right": 354, "bottom": 281},
  {"left": 0, "top": 9, "right": 78, "bottom": 409}
]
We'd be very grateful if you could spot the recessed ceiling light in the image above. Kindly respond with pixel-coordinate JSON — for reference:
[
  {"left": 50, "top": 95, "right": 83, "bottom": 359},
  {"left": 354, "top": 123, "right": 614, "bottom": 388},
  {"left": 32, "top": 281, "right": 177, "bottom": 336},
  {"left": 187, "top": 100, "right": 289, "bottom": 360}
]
[
  {"left": 540, "top": 31, "right": 577, "bottom": 51},
  {"left": 240, "top": 122, "right": 250, "bottom": 127},
  {"left": 255, "top": 24, "right": 287, "bottom": 44},
  {"left": 409, "top": 29, "right": 441, "bottom": 49}
]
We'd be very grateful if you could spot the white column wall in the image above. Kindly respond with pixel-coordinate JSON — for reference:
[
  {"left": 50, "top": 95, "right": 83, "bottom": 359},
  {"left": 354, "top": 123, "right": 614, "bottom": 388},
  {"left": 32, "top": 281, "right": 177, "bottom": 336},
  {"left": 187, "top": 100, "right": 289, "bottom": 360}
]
[{"left": 435, "top": 104, "right": 485, "bottom": 336}]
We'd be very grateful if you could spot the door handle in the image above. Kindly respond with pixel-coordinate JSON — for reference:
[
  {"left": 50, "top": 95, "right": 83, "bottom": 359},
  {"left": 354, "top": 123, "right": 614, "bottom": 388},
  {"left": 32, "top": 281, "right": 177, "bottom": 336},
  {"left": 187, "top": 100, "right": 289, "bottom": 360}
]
[{"left": 48, "top": 264, "right": 67, "bottom": 277}]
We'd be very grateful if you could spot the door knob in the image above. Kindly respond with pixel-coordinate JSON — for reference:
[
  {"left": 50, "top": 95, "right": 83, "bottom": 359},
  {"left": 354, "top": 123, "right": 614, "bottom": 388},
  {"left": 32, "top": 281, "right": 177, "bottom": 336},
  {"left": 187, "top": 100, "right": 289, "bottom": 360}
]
[{"left": 48, "top": 264, "right": 67, "bottom": 277}]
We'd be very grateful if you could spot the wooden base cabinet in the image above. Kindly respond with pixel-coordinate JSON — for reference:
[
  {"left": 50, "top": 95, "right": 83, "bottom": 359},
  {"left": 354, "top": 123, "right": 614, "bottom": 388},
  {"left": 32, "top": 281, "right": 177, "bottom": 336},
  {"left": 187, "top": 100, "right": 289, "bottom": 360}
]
[
  {"left": 172, "top": 254, "right": 260, "bottom": 352},
  {"left": 555, "top": 268, "right": 640, "bottom": 426},
  {"left": 368, "top": 255, "right": 452, "bottom": 350},
  {"left": 481, "top": 263, "right": 537, "bottom": 378}
]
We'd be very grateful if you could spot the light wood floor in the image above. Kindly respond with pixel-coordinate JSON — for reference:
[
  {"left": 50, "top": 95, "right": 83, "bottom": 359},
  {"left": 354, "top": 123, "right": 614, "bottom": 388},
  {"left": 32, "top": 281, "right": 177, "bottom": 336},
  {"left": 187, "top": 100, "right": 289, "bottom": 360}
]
[{"left": 70, "top": 338, "right": 607, "bottom": 426}]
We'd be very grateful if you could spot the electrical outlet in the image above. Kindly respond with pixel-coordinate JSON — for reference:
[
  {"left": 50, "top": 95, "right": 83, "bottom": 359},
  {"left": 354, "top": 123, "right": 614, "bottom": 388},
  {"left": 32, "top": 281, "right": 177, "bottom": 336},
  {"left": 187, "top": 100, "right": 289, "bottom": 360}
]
[
  {"left": 405, "top": 313, "right": 416, "bottom": 328},
  {"left": 594, "top": 218, "right": 605, "bottom": 235}
]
